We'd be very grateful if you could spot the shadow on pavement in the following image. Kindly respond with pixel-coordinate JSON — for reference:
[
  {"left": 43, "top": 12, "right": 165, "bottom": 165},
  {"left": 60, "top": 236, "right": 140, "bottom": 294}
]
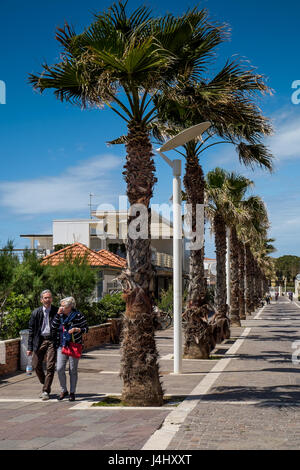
[{"left": 192, "top": 384, "right": 300, "bottom": 408}]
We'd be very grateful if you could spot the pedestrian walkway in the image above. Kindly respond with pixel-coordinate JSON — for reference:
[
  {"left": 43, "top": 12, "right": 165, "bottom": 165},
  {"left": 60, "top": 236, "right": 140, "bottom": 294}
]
[
  {"left": 0, "top": 298, "right": 299, "bottom": 450},
  {"left": 164, "top": 298, "right": 300, "bottom": 450}
]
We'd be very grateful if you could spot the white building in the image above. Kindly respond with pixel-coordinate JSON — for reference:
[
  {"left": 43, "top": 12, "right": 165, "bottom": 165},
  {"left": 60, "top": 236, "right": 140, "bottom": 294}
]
[
  {"left": 204, "top": 258, "right": 217, "bottom": 286},
  {"left": 20, "top": 210, "right": 217, "bottom": 295},
  {"left": 20, "top": 210, "right": 190, "bottom": 298}
]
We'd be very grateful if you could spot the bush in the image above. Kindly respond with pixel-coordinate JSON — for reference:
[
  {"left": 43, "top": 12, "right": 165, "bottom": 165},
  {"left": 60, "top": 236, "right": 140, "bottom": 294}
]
[
  {"left": 0, "top": 293, "right": 31, "bottom": 340},
  {"left": 207, "top": 285, "right": 215, "bottom": 305},
  {"left": 12, "top": 250, "right": 47, "bottom": 310},
  {"left": 45, "top": 254, "right": 97, "bottom": 306},
  {"left": 157, "top": 284, "right": 188, "bottom": 313},
  {"left": 78, "top": 293, "right": 125, "bottom": 326},
  {"left": 98, "top": 292, "right": 125, "bottom": 319},
  {"left": 157, "top": 285, "right": 174, "bottom": 313},
  {"left": 79, "top": 302, "right": 107, "bottom": 326}
]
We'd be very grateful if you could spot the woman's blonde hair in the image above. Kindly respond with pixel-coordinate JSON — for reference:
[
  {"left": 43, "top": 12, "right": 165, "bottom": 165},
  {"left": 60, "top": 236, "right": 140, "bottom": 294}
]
[{"left": 60, "top": 296, "right": 76, "bottom": 309}]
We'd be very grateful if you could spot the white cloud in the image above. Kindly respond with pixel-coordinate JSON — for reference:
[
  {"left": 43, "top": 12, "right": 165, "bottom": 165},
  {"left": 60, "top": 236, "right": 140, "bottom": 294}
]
[
  {"left": 0, "top": 154, "right": 124, "bottom": 215},
  {"left": 267, "top": 113, "right": 300, "bottom": 162},
  {"left": 263, "top": 192, "right": 300, "bottom": 256},
  {"left": 203, "top": 109, "right": 300, "bottom": 166}
]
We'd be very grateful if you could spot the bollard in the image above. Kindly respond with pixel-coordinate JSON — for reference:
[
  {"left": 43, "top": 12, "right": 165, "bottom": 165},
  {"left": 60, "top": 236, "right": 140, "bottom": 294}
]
[
  {"left": 20, "top": 329, "right": 29, "bottom": 371},
  {"left": 0, "top": 341, "right": 6, "bottom": 364}
]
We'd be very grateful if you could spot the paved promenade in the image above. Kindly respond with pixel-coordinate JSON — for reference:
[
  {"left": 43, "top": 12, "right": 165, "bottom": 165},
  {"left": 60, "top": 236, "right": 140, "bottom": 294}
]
[{"left": 0, "top": 298, "right": 300, "bottom": 450}]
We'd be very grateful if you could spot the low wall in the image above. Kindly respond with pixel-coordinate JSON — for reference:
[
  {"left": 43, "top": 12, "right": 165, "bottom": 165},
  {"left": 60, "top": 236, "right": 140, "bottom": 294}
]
[
  {"left": 0, "top": 319, "right": 122, "bottom": 377},
  {"left": 82, "top": 323, "right": 111, "bottom": 351},
  {"left": 0, "top": 339, "right": 20, "bottom": 376}
]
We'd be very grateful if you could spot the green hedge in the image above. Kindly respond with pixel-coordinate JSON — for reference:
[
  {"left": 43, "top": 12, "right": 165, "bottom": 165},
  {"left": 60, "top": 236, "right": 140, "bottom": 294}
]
[
  {"left": 80, "top": 293, "right": 125, "bottom": 326},
  {"left": 0, "top": 293, "right": 31, "bottom": 340}
]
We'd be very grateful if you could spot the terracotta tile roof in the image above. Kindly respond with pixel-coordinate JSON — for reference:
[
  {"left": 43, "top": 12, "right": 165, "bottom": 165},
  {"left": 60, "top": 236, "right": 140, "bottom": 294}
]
[
  {"left": 41, "top": 243, "right": 126, "bottom": 268},
  {"left": 96, "top": 249, "right": 127, "bottom": 268}
]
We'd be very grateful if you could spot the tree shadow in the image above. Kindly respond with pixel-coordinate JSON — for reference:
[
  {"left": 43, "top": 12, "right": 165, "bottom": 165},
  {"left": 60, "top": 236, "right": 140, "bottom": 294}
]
[
  {"left": 271, "top": 330, "right": 299, "bottom": 334},
  {"left": 235, "top": 351, "right": 292, "bottom": 363},
  {"left": 262, "top": 367, "right": 300, "bottom": 374},
  {"left": 64, "top": 392, "right": 107, "bottom": 402},
  {"left": 245, "top": 334, "right": 300, "bottom": 342},
  {"left": 190, "top": 384, "right": 300, "bottom": 408}
]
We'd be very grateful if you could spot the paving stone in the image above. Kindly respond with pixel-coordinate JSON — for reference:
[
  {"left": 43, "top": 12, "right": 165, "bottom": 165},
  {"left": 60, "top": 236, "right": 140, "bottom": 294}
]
[{"left": 167, "top": 300, "right": 300, "bottom": 450}]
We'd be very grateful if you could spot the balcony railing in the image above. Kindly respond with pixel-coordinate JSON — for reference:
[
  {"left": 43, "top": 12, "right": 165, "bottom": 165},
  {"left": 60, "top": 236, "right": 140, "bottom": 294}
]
[{"left": 152, "top": 251, "right": 173, "bottom": 269}]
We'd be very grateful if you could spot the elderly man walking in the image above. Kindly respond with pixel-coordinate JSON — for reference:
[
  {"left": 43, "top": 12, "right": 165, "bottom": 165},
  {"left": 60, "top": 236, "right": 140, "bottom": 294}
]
[{"left": 27, "top": 290, "right": 58, "bottom": 400}]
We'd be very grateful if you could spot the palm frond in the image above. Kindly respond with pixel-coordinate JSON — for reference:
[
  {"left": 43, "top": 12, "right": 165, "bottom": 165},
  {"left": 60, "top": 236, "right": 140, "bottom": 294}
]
[
  {"left": 94, "top": 1, "right": 152, "bottom": 37},
  {"left": 205, "top": 167, "right": 254, "bottom": 227},
  {"left": 237, "top": 142, "right": 274, "bottom": 172},
  {"left": 151, "top": 8, "right": 228, "bottom": 80},
  {"left": 107, "top": 135, "right": 127, "bottom": 146},
  {"left": 29, "top": 60, "right": 89, "bottom": 106}
]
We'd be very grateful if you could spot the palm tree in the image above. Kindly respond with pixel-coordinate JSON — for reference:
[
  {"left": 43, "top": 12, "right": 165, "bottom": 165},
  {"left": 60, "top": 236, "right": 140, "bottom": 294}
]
[
  {"left": 239, "top": 196, "right": 270, "bottom": 316},
  {"left": 237, "top": 237, "right": 247, "bottom": 320},
  {"left": 257, "top": 241, "right": 276, "bottom": 297},
  {"left": 224, "top": 192, "right": 270, "bottom": 326},
  {"left": 205, "top": 168, "right": 253, "bottom": 336},
  {"left": 94, "top": 3, "right": 273, "bottom": 359},
  {"left": 28, "top": 2, "right": 232, "bottom": 404},
  {"left": 153, "top": 82, "right": 273, "bottom": 357},
  {"left": 250, "top": 237, "right": 276, "bottom": 305},
  {"left": 29, "top": 2, "right": 169, "bottom": 406}
]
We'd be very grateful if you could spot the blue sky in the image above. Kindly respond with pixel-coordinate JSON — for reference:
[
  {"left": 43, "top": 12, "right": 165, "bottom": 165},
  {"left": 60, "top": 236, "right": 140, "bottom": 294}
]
[{"left": 0, "top": 0, "right": 300, "bottom": 258}]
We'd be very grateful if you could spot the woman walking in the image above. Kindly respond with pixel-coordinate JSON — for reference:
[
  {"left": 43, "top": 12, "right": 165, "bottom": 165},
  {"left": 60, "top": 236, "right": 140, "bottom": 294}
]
[{"left": 52, "top": 297, "right": 88, "bottom": 401}]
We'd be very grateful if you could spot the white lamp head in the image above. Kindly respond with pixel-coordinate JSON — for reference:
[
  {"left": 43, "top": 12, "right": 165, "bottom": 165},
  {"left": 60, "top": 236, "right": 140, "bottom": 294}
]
[{"left": 159, "top": 121, "right": 211, "bottom": 152}]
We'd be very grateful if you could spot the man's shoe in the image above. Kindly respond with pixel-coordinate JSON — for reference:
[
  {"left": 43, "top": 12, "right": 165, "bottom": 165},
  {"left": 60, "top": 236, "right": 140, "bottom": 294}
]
[
  {"left": 69, "top": 393, "right": 75, "bottom": 402},
  {"left": 41, "top": 392, "right": 50, "bottom": 401},
  {"left": 58, "top": 391, "right": 69, "bottom": 401}
]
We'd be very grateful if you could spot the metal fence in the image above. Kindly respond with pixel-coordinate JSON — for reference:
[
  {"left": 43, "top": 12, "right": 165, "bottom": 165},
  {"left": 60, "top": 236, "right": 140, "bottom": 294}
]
[{"left": 0, "top": 248, "right": 46, "bottom": 262}]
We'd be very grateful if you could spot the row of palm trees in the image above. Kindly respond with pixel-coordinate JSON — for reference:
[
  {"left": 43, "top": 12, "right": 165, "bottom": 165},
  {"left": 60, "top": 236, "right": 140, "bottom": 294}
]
[
  {"left": 29, "top": 2, "right": 275, "bottom": 406},
  {"left": 205, "top": 167, "right": 275, "bottom": 347}
]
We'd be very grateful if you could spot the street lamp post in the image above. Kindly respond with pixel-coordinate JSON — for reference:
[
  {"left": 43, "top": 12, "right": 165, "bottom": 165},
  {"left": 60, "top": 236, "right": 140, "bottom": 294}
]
[
  {"left": 226, "top": 227, "right": 231, "bottom": 309},
  {"left": 156, "top": 122, "right": 211, "bottom": 374}
]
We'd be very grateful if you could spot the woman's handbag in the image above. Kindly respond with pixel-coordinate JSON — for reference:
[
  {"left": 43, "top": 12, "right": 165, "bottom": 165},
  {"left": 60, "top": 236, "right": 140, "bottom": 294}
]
[
  {"left": 61, "top": 330, "right": 82, "bottom": 359},
  {"left": 61, "top": 341, "right": 82, "bottom": 359}
]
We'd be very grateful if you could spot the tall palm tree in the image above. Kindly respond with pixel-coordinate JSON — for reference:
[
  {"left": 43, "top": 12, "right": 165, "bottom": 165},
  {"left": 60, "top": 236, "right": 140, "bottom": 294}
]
[
  {"left": 257, "top": 241, "right": 276, "bottom": 296},
  {"left": 239, "top": 196, "right": 270, "bottom": 316},
  {"left": 205, "top": 167, "right": 253, "bottom": 338},
  {"left": 29, "top": 2, "right": 168, "bottom": 406},
  {"left": 102, "top": 4, "right": 274, "bottom": 359},
  {"left": 237, "top": 238, "right": 247, "bottom": 320},
  {"left": 226, "top": 192, "right": 270, "bottom": 326},
  {"left": 153, "top": 85, "right": 273, "bottom": 357},
  {"left": 250, "top": 237, "right": 276, "bottom": 304},
  {"left": 28, "top": 2, "right": 231, "bottom": 404}
]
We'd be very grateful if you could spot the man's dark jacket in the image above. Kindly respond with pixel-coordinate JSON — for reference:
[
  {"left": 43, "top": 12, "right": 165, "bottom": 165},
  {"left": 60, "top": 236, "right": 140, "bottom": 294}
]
[{"left": 27, "top": 305, "right": 58, "bottom": 352}]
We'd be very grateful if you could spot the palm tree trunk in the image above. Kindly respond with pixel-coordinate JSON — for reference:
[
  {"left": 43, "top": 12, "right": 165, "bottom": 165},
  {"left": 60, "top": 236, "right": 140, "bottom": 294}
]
[
  {"left": 245, "top": 242, "right": 253, "bottom": 315},
  {"left": 183, "top": 154, "right": 213, "bottom": 359},
  {"left": 212, "top": 213, "right": 230, "bottom": 342},
  {"left": 249, "top": 251, "right": 257, "bottom": 312},
  {"left": 229, "top": 226, "right": 241, "bottom": 326},
  {"left": 238, "top": 240, "right": 246, "bottom": 320},
  {"left": 120, "top": 120, "right": 163, "bottom": 406},
  {"left": 253, "top": 259, "right": 260, "bottom": 309}
]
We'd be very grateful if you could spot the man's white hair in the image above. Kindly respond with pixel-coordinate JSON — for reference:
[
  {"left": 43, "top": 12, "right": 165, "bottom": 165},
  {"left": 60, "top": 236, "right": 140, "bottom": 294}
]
[{"left": 40, "top": 289, "right": 52, "bottom": 299}]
